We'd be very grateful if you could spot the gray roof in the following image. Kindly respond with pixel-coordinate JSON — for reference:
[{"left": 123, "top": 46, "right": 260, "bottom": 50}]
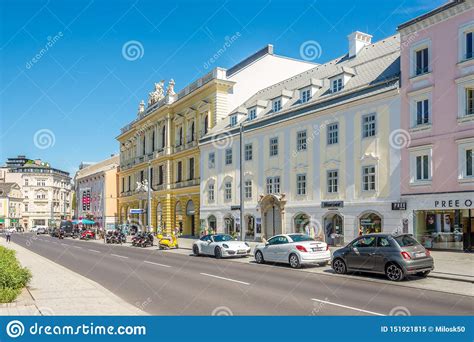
[{"left": 205, "top": 34, "right": 400, "bottom": 137}]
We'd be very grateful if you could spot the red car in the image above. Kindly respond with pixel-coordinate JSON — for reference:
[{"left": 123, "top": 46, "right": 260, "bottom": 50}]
[{"left": 80, "top": 230, "right": 95, "bottom": 240}]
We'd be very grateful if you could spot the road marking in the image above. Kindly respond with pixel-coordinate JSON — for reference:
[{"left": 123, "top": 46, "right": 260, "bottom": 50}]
[
  {"left": 144, "top": 260, "right": 171, "bottom": 268},
  {"left": 200, "top": 273, "right": 250, "bottom": 285},
  {"left": 72, "top": 246, "right": 82, "bottom": 249},
  {"left": 111, "top": 254, "right": 128, "bottom": 259},
  {"left": 311, "top": 298, "right": 384, "bottom": 316},
  {"left": 88, "top": 249, "right": 101, "bottom": 253},
  {"left": 61, "top": 243, "right": 68, "bottom": 246}
]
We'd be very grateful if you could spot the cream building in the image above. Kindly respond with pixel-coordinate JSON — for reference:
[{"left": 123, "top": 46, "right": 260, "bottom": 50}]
[
  {"left": 0, "top": 156, "right": 72, "bottom": 229},
  {"left": 200, "top": 32, "right": 404, "bottom": 245},
  {"left": 0, "top": 183, "right": 23, "bottom": 228},
  {"left": 117, "top": 45, "right": 316, "bottom": 235},
  {"left": 75, "top": 155, "right": 119, "bottom": 229}
]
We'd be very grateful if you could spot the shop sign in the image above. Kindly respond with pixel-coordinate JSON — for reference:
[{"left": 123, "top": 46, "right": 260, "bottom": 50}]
[
  {"left": 321, "top": 201, "right": 344, "bottom": 209},
  {"left": 0, "top": 218, "right": 4, "bottom": 223},
  {"left": 434, "top": 199, "right": 473, "bottom": 209},
  {"left": 391, "top": 202, "right": 407, "bottom": 210},
  {"left": 10, "top": 219, "right": 19, "bottom": 223},
  {"left": 129, "top": 209, "right": 144, "bottom": 214},
  {"left": 230, "top": 205, "right": 241, "bottom": 211}
]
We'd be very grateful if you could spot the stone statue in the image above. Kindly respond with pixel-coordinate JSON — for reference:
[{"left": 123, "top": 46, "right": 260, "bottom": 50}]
[
  {"left": 138, "top": 100, "right": 145, "bottom": 114},
  {"left": 147, "top": 80, "right": 165, "bottom": 106},
  {"left": 167, "top": 79, "right": 176, "bottom": 96}
]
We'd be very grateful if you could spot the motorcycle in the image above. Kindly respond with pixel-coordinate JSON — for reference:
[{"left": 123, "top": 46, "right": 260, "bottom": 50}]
[
  {"left": 80, "top": 230, "right": 95, "bottom": 240},
  {"left": 131, "top": 232, "right": 145, "bottom": 247},
  {"left": 157, "top": 233, "right": 179, "bottom": 250},
  {"left": 58, "top": 230, "right": 64, "bottom": 239}
]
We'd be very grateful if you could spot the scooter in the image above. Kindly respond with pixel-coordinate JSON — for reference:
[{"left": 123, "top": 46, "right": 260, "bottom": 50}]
[
  {"left": 157, "top": 232, "right": 178, "bottom": 250},
  {"left": 138, "top": 233, "right": 154, "bottom": 248}
]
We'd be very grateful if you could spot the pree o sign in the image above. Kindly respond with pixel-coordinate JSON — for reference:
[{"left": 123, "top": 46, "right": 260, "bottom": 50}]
[{"left": 434, "top": 199, "right": 473, "bottom": 209}]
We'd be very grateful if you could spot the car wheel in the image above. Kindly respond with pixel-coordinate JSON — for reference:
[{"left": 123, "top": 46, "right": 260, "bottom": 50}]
[
  {"left": 214, "top": 247, "right": 222, "bottom": 259},
  {"left": 386, "top": 263, "right": 404, "bottom": 281},
  {"left": 193, "top": 244, "right": 200, "bottom": 256},
  {"left": 289, "top": 253, "right": 301, "bottom": 269},
  {"left": 416, "top": 270, "right": 430, "bottom": 278},
  {"left": 332, "top": 258, "right": 347, "bottom": 274},
  {"left": 255, "top": 251, "right": 265, "bottom": 264}
]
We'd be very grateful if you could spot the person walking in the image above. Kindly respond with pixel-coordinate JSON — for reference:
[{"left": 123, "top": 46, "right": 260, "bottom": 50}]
[{"left": 6, "top": 228, "right": 12, "bottom": 243}]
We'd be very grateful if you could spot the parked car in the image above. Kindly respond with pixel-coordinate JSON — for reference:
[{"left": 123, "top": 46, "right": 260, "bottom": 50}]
[
  {"left": 331, "top": 233, "right": 434, "bottom": 281},
  {"left": 59, "top": 221, "right": 73, "bottom": 237},
  {"left": 254, "top": 233, "right": 330, "bottom": 268},
  {"left": 193, "top": 234, "right": 251, "bottom": 258},
  {"left": 30, "top": 226, "right": 39, "bottom": 233},
  {"left": 36, "top": 227, "right": 47, "bottom": 235}
]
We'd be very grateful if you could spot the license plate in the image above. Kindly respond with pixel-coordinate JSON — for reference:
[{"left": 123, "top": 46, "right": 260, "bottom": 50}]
[
  {"left": 238, "top": 249, "right": 247, "bottom": 254},
  {"left": 312, "top": 247, "right": 323, "bottom": 252},
  {"left": 415, "top": 252, "right": 426, "bottom": 258}
]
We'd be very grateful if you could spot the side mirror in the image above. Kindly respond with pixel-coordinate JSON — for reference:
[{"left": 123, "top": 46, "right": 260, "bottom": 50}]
[{"left": 265, "top": 242, "right": 270, "bottom": 246}]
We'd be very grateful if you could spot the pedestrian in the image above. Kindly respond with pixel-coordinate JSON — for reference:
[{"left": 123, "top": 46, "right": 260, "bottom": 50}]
[{"left": 6, "top": 228, "right": 12, "bottom": 243}]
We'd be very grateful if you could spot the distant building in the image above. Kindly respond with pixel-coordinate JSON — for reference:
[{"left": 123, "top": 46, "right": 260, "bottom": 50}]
[
  {"left": 0, "top": 155, "right": 72, "bottom": 229},
  {"left": 74, "top": 155, "right": 119, "bottom": 230},
  {"left": 0, "top": 183, "right": 23, "bottom": 228}
]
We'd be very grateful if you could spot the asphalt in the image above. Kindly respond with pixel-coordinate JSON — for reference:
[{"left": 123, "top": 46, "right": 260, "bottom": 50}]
[{"left": 6, "top": 233, "right": 474, "bottom": 316}]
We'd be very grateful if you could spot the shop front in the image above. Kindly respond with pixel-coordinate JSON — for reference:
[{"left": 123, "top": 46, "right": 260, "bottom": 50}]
[{"left": 405, "top": 193, "right": 474, "bottom": 252}]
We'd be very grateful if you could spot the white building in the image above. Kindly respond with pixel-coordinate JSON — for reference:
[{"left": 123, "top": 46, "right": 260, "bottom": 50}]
[
  {"left": 200, "top": 32, "right": 404, "bottom": 245},
  {"left": 0, "top": 183, "right": 23, "bottom": 228},
  {"left": 74, "top": 155, "right": 119, "bottom": 229},
  {"left": 0, "top": 156, "right": 72, "bottom": 230}
]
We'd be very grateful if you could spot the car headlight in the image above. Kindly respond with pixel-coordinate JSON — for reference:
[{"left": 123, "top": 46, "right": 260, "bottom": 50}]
[
  {"left": 244, "top": 242, "right": 249, "bottom": 247},
  {"left": 222, "top": 244, "right": 229, "bottom": 249}
]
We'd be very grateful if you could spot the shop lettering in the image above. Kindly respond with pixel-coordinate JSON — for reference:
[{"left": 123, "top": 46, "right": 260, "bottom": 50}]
[{"left": 434, "top": 199, "right": 472, "bottom": 208}]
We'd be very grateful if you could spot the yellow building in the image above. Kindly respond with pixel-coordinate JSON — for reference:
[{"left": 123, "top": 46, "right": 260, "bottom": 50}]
[{"left": 117, "top": 46, "right": 316, "bottom": 235}]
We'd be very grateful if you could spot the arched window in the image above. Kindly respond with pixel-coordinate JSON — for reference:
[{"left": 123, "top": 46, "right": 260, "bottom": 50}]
[
  {"left": 204, "top": 115, "right": 208, "bottom": 135},
  {"left": 179, "top": 127, "right": 183, "bottom": 146},
  {"left": 359, "top": 212, "right": 382, "bottom": 235}
]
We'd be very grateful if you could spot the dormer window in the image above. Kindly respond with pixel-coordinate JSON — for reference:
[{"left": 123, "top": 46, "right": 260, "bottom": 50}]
[
  {"left": 300, "top": 87, "right": 311, "bottom": 103},
  {"left": 248, "top": 108, "right": 257, "bottom": 121},
  {"left": 272, "top": 98, "right": 282, "bottom": 112},
  {"left": 230, "top": 115, "right": 238, "bottom": 127},
  {"left": 332, "top": 78, "right": 343, "bottom": 93}
]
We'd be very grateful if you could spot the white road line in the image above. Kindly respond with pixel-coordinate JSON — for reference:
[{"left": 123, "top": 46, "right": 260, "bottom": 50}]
[
  {"left": 144, "top": 260, "right": 171, "bottom": 268},
  {"left": 200, "top": 273, "right": 250, "bottom": 285},
  {"left": 61, "top": 243, "right": 68, "bottom": 246},
  {"left": 111, "top": 254, "right": 128, "bottom": 259},
  {"left": 72, "top": 246, "right": 82, "bottom": 249},
  {"left": 88, "top": 249, "right": 101, "bottom": 253},
  {"left": 311, "top": 298, "right": 384, "bottom": 316}
]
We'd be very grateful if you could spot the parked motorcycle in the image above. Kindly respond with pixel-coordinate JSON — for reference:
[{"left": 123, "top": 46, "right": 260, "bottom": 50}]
[
  {"left": 80, "top": 230, "right": 95, "bottom": 240},
  {"left": 157, "top": 233, "right": 178, "bottom": 250},
  {"left": 132, "top": 232, "right": 154, "bottom": 247},
  {"left": 131, "top": 232, "right": 145, "bottom": 247}
]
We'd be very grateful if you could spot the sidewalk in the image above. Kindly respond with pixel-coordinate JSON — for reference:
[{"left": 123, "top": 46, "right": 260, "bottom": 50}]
[
  {"left": 0, "top": 239, "right": 146, "bottom": 316},
  {"left": 176, "top": 237, "right": 474, "bottom": 283}
]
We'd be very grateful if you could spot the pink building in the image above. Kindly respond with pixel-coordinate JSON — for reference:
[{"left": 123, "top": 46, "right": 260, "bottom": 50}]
[{"left": 398, "top": 0, "right": 474, "bottom": 251}]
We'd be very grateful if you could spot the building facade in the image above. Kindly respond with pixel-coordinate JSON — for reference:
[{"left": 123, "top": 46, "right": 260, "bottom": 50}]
[
  {"left": 200, "top": 32, "right": 404, "bottom": 244},
  {"left": 0, "top": 183, "right": 23, "bottom": 229},
  {"left": 117, "top": 46, "right": 316, "bottom": 235},
  {"left": 398, "top": 0, "right": 474, "bottom": 251},
  {"left": 0, "top": 156, "right": 72, "bottom": 229},
  {"left": 74, "top": 155, "right": 119, "bottom": 229}
]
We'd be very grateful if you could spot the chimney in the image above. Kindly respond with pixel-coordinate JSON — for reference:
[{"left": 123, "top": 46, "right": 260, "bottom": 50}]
[{"left": 348, "top": 31, "right": 372, "bottom": 58}]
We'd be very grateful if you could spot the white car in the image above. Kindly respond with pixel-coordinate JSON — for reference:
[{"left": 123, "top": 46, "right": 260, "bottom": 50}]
[
  {"left": 193, "top": 234, "right": 251, "bottom": 258},
  {"left": 30, "top": 226, "right": 39, "bottom": 233},
  {"left": 254, "top": 233, "right": 331, "bottom": 268}
]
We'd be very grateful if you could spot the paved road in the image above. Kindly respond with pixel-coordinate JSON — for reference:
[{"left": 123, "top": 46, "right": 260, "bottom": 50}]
[{"left": 7, "top": 233, "right": 473, "bottom": 316}]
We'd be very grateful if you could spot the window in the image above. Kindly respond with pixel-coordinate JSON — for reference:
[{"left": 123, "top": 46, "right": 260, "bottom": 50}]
[
  {"left": 24, "top": 179, "right": 28, "bottom": 186},
  {"left": 208, "top": 152, "right": 215, "bottom": 168},
  {"left": 230, "top": 115, "right": 237, "bottom": 127},
  {"left": 244, "top": 180, "right": 252, "bottom": 199},
  {"left": 352, "top": 236, "right": 376, "bottom": 248},
  {"left": 416, "top": 99, "right": 430, "bottom": 125},
  {"left": 224, "top": 182, "right": 232, "bottom": 201},
  {"left": 208, "top": 184, "right": 215, "bottom": 202},
  {"left": 415, "top": 47, "right": 429, "bottom": 75},
  {"left": 465, "top": 31, "right": 473, "bottom": 60},
  {"left": 297, "top": 130, "right": 307, "bottom": 151},
  {"left": 296, "top": 174, "right": 306, "bottom": 195},
  {"left": 121, "top": 177, "right": 125, "bottom": 192},
  {"left": 272, "top": 98, "right": 282, "bottom": 112},
  {"left": 177, "top": 161, "right": 182, "bottom": 182},
  {"left": 362, "top": 113, "right": 376, "bottom": 138},
  {"left": 467, "top": 149, "right": 473, "bottom": 177},
  {"left": 189, "top": 158, "right": 194, "bottom": 180},
  {"left": 225, "top": 149, "right": 232, "bottom": 165},
  {"left": 150, "top": 167, "right": 154, "bottom": 186},
  {"left": 362, "top": 166, "right": 376, "bottom": 191},
  {"left": 128, "top": 176, "right": 131, "bottom": 191},
  {"left": 248, "top": 108, "right": 257, "bottom": 121},
  {"left": 244, "top": 143, "right": 253, "bottom": 161},
  {"left": 140, "top": 170, "right": 144, "bottom": 182},
  {"left": 300, "top": 88, "right": 311, "bottom": 103},
  {"left": 377, "top": 237, "right": 391, "bottom": 248},
  {"left": 327, "top": 170, "right": 338, "bottom": 193},
  {"left": 24, "top": 204, "right": 28, "bottom": 212},
  {"left": 266, "top": 176, "right": 280, "bottom": 194},
  {"left": 416, "top": 155, "right": 430, "bottom": 181},
  {"left": 327, "top": 123, "right": 338, "bottom": 145},
  {"left": 158, "top": 165, "right": 164, "bottom": 185},
  {"left": 332, "top": 78, "right": 343, "bottom": 93},
  {"left": 269, "top": 137, "right": 278, "bottom": 156},
  {"left": 466, "top": 88, "right": 474, "bottom": 116}
]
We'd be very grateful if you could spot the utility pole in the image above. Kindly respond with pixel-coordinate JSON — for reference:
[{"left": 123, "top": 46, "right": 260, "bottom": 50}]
[{"left": 239, "top": 122, "right": 244, "bottom": 241}]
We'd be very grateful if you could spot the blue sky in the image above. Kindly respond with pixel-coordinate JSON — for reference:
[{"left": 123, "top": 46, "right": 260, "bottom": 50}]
[{"left": 0, "top": 0, "right": 445, "bottom": 175}]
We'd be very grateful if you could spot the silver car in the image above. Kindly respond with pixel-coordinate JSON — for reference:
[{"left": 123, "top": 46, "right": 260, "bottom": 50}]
[{"left": 331, "top": 233, "right": 434, "bottom": 281}]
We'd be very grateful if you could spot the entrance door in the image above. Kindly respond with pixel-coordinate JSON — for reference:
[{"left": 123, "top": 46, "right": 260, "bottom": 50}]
[
  {"left": 346, "top": 236, "right": 376, "bottom": 270},
  {"left": 463, "top": 209, "right": 474, "bottom": 252}
]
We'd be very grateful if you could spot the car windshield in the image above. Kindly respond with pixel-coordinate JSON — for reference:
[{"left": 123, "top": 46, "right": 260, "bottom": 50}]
[
  {"left": 394, "top": 235, "right": 420, "bottom": 247},
  {"left": 213, "top": 234, "right": 233, "bottom": 242},
  {"left": 288, "top": 234, "right": 314, "bottom": 242}
]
